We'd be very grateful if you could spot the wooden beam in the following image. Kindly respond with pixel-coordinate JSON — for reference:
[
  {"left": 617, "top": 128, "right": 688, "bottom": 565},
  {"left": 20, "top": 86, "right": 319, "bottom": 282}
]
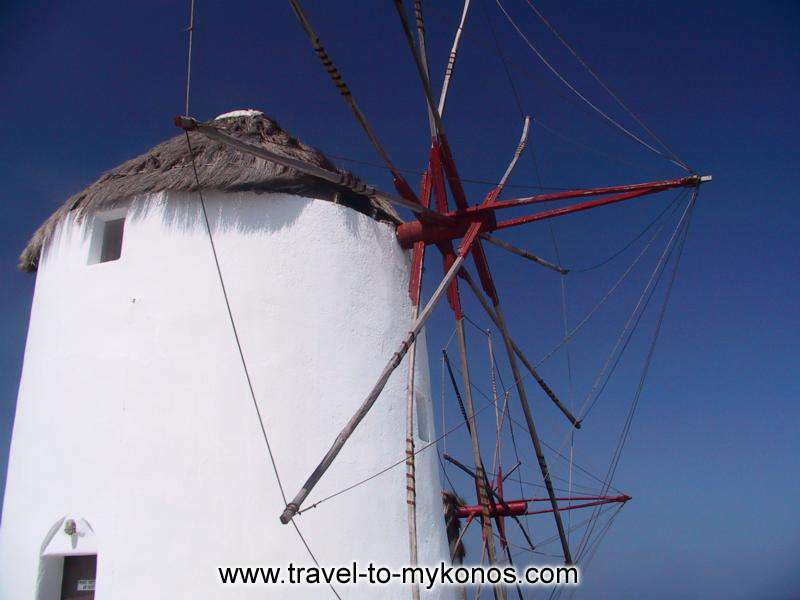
[
  {"left": 279, "top": 254, "right": 466, "bottom": 524},
  {"left": 459, "top": 269, "right": 581, "bottom": 429},
  {"left": 438, "top": 0, "right": 472, "bottom": 117},
  {"left": 455, "top": 319, "right": 507, "bottom": 600},
  {"left": 392, "top": 0, "right": 449, "bottom": 143},
  {"left": 495, "top": 116, "right": 530, "bottom": 195},
  {"left": 443, "top": 453, "right": 536, "bottom": 552},
  {"left": 175, "top": 116, "right": 451, "bottom": 224},
  {"left": 480, "top": 233, "right": 568, "bottom": 274},
  {"left": 286, "top": 0, "right": 406, "bottom": 186},
  {"left": 405, "top": 302, "right": 421, "bottom": 600},
  {"left": 492, "top": 301, "right": 574, "bottom": 564}
]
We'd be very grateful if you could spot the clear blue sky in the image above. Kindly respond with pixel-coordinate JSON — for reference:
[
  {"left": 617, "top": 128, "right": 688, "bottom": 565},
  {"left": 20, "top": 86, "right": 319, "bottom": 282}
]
[{"left": 1, "top": 1, "right": 798, "bottom": 598}]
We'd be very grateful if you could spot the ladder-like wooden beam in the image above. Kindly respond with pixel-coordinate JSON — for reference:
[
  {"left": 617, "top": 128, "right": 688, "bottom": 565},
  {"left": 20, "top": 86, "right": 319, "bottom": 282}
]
[
  {"left": 174, "top": 116, "right": 449, "bottom": 224},
  {"left": 492, "top": 301, "right": 574, "bottom": 563},
  {"left": 459, "top": 268, "right": 580, "bottom": 428},
  {"left": 455, "top": 318, "right": 507, "bottom": 600},
  {"left": 438, "top": 0, "right": 472, "bottom": 117},
  {"left": 286, "top": 0, "right": 421, "bottom": 205},
  {"left": 279, "top": 253, "right": 467, "bottom": 524},
  {"left": 481, "top": 233, "right": 568, "bottom": 274}
]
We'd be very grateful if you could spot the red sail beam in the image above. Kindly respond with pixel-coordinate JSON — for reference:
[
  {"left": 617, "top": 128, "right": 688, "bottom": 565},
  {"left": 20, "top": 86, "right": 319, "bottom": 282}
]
[
  {"left": 495, "top": 187, "right": 664, "bottom": 230},
  {"left": 456, "top": 495, "right": 631, "bottom": 519},
  {"left": 396, "top": 175, "right": 711, "bottom": 248},
  {"left": 460, "top": 175, "right": 705, "bottom": 216},
  {"left": 524, "top": 496, "right": 630, "bottom": 517}
]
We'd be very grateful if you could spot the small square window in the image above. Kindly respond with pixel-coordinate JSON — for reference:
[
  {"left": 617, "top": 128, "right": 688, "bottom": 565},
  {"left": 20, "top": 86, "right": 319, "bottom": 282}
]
[
  {"left": 88, "top": 214, "right": 126, "bottom": 265},
  {"left": 99, "top": 218, "right": 125, "bottom": 262}
]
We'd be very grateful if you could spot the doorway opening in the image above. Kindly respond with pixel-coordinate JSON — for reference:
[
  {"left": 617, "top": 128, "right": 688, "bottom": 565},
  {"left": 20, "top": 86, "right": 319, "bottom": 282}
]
[{"left": 60, "top": 555, "right": 96, "bottom": 600}]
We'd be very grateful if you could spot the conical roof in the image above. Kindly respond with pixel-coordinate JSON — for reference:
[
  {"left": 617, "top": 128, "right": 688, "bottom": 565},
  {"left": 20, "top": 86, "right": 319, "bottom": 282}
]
[{"left": 19, "top": 110, "right": 399, "bottom": 272}]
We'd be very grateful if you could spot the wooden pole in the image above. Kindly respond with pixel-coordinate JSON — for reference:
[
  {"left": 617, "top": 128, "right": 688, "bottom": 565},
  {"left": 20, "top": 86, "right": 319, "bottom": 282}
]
[
  {"left": 405, "top": 7, "right": 438, "bottom": 596},
  {"left": 495, "top": 116, "right": 530, "bottom": 194},
  {"left": 455, "top": 319, "right": 507, "bottom": 600},
  {"left": 175, "top": 117, "right": 449, "bottom": 223},
  {"left": 438, "top": 0, "right": 472, "bottom": 116},
  {"left": 393, "top": 0, "right": 449, "bottom": 141},
  {"left": 412, "top": 0, "right": 436, "bottom": 138},
  {"left": 443, "top": 453, "right": 536, "bottom": 552},
  {"left": 279, "top": 254, "right": 466, "bottom": 524},
  {"left": 480, "top": 233, "right": 568, "bottom": 274},
  {"left": 287, "top": 0, "right": 406, "bottom": 184},
  {"left": 405, "top": 302, "right": 421, "bottom": 600},
  {"left": 492, "top": 302, "right": 574, "bottom": 564},
  {"left": 460, "top": 269, "right": 581, "bottom": 428}
]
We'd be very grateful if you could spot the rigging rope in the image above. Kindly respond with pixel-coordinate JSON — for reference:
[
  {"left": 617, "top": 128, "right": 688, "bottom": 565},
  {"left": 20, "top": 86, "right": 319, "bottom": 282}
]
[
  {"left": 566, "top": 190, "right": 685, "bottom": 273},
  {"left": 296, "top": 309, "right": 612, "bottom": 517},
  {"left": 578, "top": 192, "right": 695, "bottom": 423},
  {"left": 183, "top": 0, "right": 195, "bottom": 116},
  {"left": 494, "top": 0, "right": 690, "bottom": 171},
  {"left": 508, "top": 505, "right": 616, "bottom": 561},
  {"left": 547, "top": 220, "right": 576, "bottom": 545},
  {"left": 546, "top": 189, "right": 688, "bottom": 460},
  {"left": 574, "top": 190, "right": 697, "bottom": 564},
  {"left": 548, "top": 504, "right": 624, "bottom": 600},
  {"left": 535, "top": 189, "right": 687, "bottom": 369},
  {"left": 184, "top": 133, "right": 339, "bottom": 599},
  {"left": 445, "top": 0, "right": 668, "bottom": 172},
  {"left": 181, "top": 6, "right": 338, "bottom": 597},
  {"left": 522, "top": 0, "right": 693, "bottom": 172},
  {"left": 445, "top": 330, "right": 622, "bottom": 495},
  {"left": 295, "top": 371, "right": 506, "bottom": 515}
]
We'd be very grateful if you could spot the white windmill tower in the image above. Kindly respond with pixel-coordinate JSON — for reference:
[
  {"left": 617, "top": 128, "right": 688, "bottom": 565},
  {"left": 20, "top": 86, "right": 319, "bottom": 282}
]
[
  {"left": 1, "top": 0, "right": 713, "bottom": 597},
  {"left": 0, "top": 110, "right": 455, "bottom": 599}
]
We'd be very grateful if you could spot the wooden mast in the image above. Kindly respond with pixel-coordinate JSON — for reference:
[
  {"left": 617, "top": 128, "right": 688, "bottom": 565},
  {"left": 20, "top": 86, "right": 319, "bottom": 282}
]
[
  {"left": 403, "top": 4, "right": 438, "bottom": 598},
  {"left": 459, "top": 270, "right": 581, "bottom": 429},
  {"left": 279, "top": 254, "right": 466, "bottom": 524},
  {"left": 168, "top": 0, "right": 711, "bottom": 583},
  {"left": 493, "top": 301, "right": 574, "bottom": 563},
  {"left": 394, "top": 3, "right": 506, "bottom": 597}
]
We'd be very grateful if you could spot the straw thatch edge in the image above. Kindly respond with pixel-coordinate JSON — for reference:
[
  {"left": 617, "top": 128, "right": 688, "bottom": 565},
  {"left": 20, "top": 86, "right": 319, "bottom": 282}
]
[{"left": 19, "top": 111, "right": 400, "bottom": 272}]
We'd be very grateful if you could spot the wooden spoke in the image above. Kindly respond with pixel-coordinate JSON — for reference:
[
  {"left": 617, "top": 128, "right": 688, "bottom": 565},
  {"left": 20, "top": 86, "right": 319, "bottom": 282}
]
[
  {"left": 438, "top": 0, "right": 472, "bottom": 117},
  {"left": 405, "top": 300, "right": 421, "bottom": 600},
  {"left": 455, "top": 319, "right": 507, "bottom": 599},
  {"left": 175, "top": 116, "right": 451, "bottom": 223},
  {"left": 459, "top": 268, "right": 580, "bottom": 428},
  {"left": 286, "top": 0, "right": 425, "bottom": 206},
  {"left": 492, "top": 301, "right": 574, "bottom": 564},
  {"left": 480, "top": 233, "right": 568, "bottom": 274},
  {"left": 392, "top": 0, "right": 449, "bottom": 141},
  {"left": 495, "top": 116, "right": 531, "bottom": 196},
  {"left": 279, "top": 254, "right": 466, "bottom": 524},
  {"left": 412, "top": 0, "right": 436, "bottom": 137}
]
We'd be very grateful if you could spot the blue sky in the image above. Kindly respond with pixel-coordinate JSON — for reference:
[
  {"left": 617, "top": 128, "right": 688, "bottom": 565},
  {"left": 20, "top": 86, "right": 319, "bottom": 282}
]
[{"left": 1, "top": 1, "right": 798, "bottom": 598}]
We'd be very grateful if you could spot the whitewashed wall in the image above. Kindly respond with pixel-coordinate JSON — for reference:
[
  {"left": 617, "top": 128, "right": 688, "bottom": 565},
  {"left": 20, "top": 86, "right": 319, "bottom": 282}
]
[{"left": 0, "top": 191, "right": 454, "bottom": 599}]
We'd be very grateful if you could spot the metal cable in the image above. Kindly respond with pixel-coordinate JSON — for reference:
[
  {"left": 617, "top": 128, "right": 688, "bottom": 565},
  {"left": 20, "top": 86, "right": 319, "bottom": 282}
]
[
  {"left": 535, "top": 190, "right": 686, "bottom": 369},
  {"left": 181, "top": 8, "right": 338, "bottom": 597},
  {"left": 184, "top": 0, "right": 195, "bottom": 116},
  {"left": 494, "top": 0, "right": 690, "bottom": 171},
  {"left": 523, "top": 0, "right": 692, "bottom": 172},
  {"left": 565, "top": 190, "right": 685, "bottom": 273},
  {"left": 575, "top": 191, "right": 696, "bottom": 562}
]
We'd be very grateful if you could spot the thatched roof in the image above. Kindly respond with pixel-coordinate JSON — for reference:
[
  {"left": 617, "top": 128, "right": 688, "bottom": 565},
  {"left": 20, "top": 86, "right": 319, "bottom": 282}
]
[{"left": 19, "top": 109, "right": 400, "bottom": 272}]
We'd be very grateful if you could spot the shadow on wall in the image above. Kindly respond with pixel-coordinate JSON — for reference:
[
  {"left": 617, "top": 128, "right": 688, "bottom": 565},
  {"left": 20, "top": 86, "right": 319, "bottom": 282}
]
[
  {"left": 37, "top": 190, "right": 374, "bottom": 269},
  {"left": 158, "top": 190, "right": 368, "bottom": 239}
]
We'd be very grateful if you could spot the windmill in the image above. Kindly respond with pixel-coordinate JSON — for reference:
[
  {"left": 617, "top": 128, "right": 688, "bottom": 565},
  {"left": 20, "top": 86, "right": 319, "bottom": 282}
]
[
  {"left": 0, "top": 1, "right": 711, "bottom": 599},
  {"left": 176, "top": 1, "right": 709, "bottom": 596}
]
